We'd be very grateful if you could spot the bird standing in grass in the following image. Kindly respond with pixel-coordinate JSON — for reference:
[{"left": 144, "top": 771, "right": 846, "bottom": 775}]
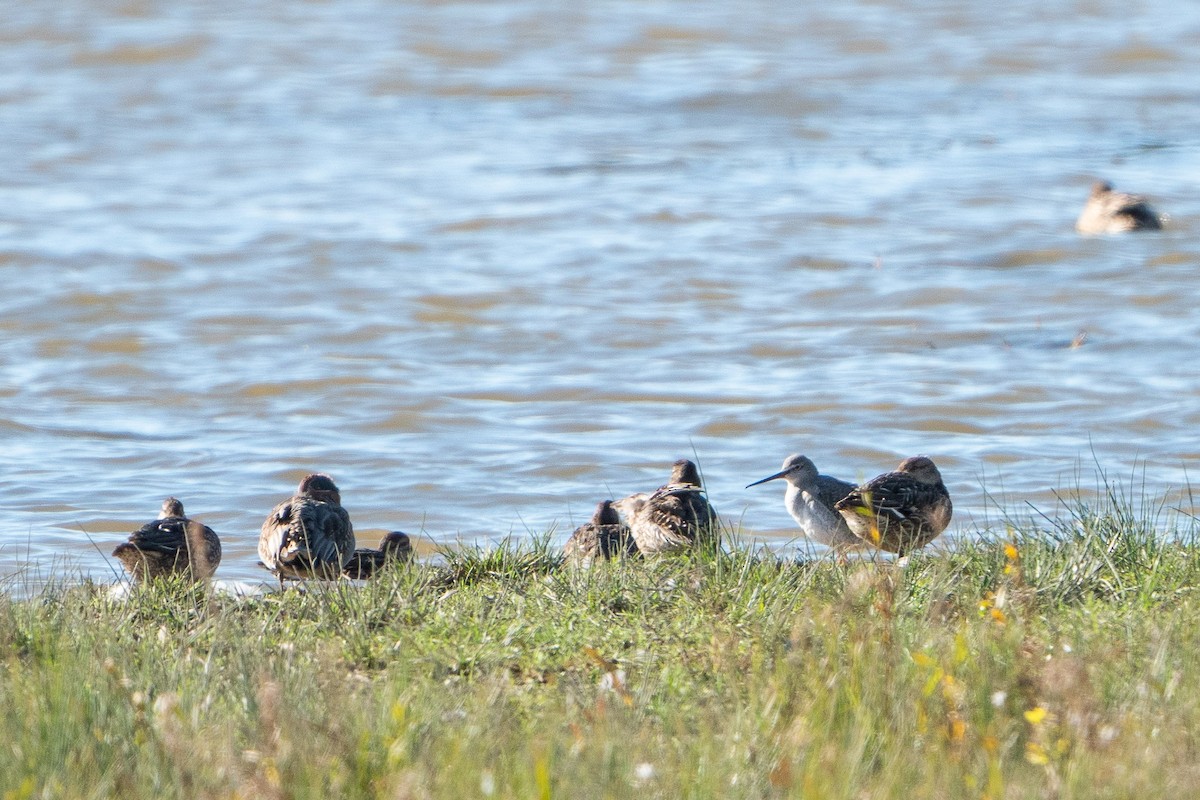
[
  {"left": 113, "top": 497, "right": 222, "bottom": 583},
  {"left": 615, "top": 459, "right": 720, "bottom": 554},
  {"left": 746, "top": 454, "right": 861, "bottom": 553},
  {"left": 564, "top": 500, "right": 639, "bottom": 563},
  {"left": 1075, "top": 180, "right": 1162, "bottom": 234},
  {"left": 343, "top": 531, "right": 414, "bottom": 579},
  {"left": 259, "top": 473, "right": 355, "bottom": 585},
  {"left": 834, "top": 456, "right": 952, "bottom": 555}
]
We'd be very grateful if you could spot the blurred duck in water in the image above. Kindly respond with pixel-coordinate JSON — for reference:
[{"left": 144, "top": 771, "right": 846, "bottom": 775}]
[{"left": 1075, "top": 180, "right": 1162, "bottom": 234}]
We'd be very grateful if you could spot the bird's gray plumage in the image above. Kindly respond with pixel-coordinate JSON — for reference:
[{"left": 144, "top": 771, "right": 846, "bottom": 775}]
[
  {"left": 259, "top": 473, "right": 355, "bottom": 582},
  {"left": 746, "top": 454, "right": 861, "bottom": 551},
  {"left": 113, "top": 497, "right": 222, "bottom": 582},
  {"left": 834, "top": 456, "right": 952, "bottom": 555}
]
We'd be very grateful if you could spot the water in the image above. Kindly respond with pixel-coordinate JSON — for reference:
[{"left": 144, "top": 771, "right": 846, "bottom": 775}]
[{"left": 2, "top": 1, "right": 1199, "bottom": 587}]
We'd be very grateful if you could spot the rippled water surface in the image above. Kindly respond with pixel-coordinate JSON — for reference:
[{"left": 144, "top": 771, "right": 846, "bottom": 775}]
[{"left": 3, "top": 1, "right": 1200, "bottom": 587}]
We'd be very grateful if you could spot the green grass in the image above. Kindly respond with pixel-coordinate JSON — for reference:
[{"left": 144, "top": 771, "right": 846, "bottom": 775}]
[{"left": 4, "top": 485, "right": 1200, "bottom": 798}]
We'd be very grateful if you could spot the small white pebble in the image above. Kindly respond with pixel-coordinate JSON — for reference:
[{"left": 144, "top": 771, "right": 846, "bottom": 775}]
[
  {"left": 991, "top": 691, "right": 1007, "bottom": 708},
  {"left": 635, "top": 763, "right": 655, "bottom": 782},
  {"left": 480, "top": 770, "right": 495, "bottom": 796}
]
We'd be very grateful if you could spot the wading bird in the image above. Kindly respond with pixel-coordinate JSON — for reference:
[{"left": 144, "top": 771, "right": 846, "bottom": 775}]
[
  {"left": 834, "top": 456, "right": 952, "bottom": 555},
  {"left": 343, "top": 531, "right": 414, "bottom": 579},
  {"left": 563, "top": 500, "right": 639, "bottom": 563},
  {"left": 746, "top": 454, "right": 861, "bottom": 553},
  {"left": 112, "top": 497, "right": 222, "bottom": 583},
  {"left": 615, "top": 459, "right": 720, "bottom": 554},
  {"left": 259, "top": 473, "right": 355, "bottom": 585}
]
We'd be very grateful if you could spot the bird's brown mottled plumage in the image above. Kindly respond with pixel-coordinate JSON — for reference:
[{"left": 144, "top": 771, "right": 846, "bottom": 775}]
[
  {"left": 343, "top": 531, "right": 414, "bottom": 579},
  {"left": 617, "top": 459, "right": 720, "bottom": 554},
  {"left": 1075, "top": 180, "right": 1162, "bottom": 234},
  {"left": 834, "top": 456, "right": 952, "bottom": 555},
  {"left": 112, "top": 497, "right": 222, "bottom": 582},
  {"left": 259, "top": 473, "right": 355, "bottom": 582},
  {"left": 564, "top": 500, "right": 639, "bottom": 563}
]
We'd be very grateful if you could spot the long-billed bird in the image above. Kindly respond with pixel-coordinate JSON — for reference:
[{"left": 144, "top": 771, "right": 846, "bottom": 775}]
[
  {"left": 746, "top": 454, "right": 861, "bottom": 552},
  {"left": 343, "top": 531, "right": 414, "bottom": 579}
]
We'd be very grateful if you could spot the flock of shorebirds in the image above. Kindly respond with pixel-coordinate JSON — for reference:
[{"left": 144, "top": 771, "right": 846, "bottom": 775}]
[
  {"left": 109, "top": 181, "right": 1162, "bottom": 587},
  {"left": 564, "top": 454, "right": 952, "bottom": 564},
  {"left": 111, "top": 453, "right": 953, "bottom": 587},
  {"left": 113, "top": 474, "right": 415, "bottom": 588}
]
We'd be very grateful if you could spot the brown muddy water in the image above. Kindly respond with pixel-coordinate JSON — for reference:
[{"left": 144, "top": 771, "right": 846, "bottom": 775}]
[{"left": 2, "top": 1, "right": 1199, "bottom": 589}]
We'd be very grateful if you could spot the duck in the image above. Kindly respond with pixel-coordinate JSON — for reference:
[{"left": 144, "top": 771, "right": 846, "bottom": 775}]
[
  {"left": 1075, "top": 180, "right": 1162, "bottom": 234},
  {"left": 834, "top": 456, "right": 952, "bottom": 555},
  {"left": 112, "top": 497, "right": 222, "bottom": 582},
  {"left": 746, "top": 454, "right": 861, "bottom": 552},
  {"left": 258, "top": 473, "right": 355, "bottom": 584},
  {"left": 615, "top": 459, "right": 720, "bottom": 554},
  {"left": 563, "top": 500, "right": 639, "bottom": 563}
]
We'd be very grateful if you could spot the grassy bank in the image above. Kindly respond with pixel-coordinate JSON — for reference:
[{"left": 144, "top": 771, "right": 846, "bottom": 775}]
[{"left": 3, "top": 489, "right": 1200, "bottom": 798}]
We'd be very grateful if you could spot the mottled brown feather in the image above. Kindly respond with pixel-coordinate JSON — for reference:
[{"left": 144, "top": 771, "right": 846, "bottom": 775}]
[
  {"left": 564, "top": 500, "right": 639, "bottom": 563},
  {"left": 834, "top": 456, "right": 952, "bottom": 555},
  {"left": 622, "top": 459, "right": 720, "bottom": 554},
  {"left": 112, "top": 497, "right": 222, "bottom": 582},
  {"left": 259, "top": 473, "right": 355, "bottom": 581},
  {"left": 343, "top": 531, "right": 414, "bottom": 579}
]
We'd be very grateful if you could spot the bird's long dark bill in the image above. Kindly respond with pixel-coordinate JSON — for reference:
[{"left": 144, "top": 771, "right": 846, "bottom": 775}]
[{"left": 745, "top": 469, "right": 788, "bottom": 489}]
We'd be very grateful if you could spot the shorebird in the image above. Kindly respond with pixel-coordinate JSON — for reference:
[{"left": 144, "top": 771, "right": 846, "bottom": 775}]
[
  {"left": 746, "top": 454, "right": 862, "bottom": 552},
  {"left": 1075, "top": 180, "right": 1162, "bottom": 234},
  {"left": 258, "top": 473, "right": 355, "bottom": 585},
  {"left": 112, "top": 497, "right": 222, "bottom": 583},
  {"left": 343, "top": 531, "right": 414, "bottom": 579},
  {"left": 563, "top": 500, "right": 639, "bottom": 563},
  {"left": 614, "top": 459, "right": 720, "bottom": 554},
  {"left": 834, "top": 456, "right": 952, "bottom": 555}
]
